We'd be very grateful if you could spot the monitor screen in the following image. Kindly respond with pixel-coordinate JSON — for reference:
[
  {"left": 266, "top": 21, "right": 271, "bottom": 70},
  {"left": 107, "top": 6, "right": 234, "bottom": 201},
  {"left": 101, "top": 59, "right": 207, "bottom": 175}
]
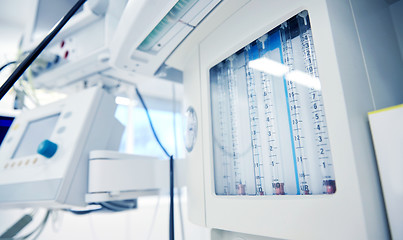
[
  {"left": 209, "top": 11, "right": 336, "bottom": 196},
  {"left": 12, "top": 114, "right": 60, "bottom": 159},
  {"left": 0, "top": 116, "right": 14, "bottom": 146}
]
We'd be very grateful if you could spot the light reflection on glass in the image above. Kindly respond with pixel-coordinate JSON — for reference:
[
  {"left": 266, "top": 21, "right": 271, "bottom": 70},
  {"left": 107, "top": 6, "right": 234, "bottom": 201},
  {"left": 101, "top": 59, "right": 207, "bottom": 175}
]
[{"left": 249, "top": 57, "right": 321, "bottom": 90}]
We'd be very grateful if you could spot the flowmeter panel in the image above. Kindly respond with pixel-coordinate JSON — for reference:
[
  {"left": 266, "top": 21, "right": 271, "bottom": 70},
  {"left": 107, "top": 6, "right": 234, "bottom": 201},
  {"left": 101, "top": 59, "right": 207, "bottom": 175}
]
[{"left": 210, "top": 11, "right": 336, "bottom": 196}]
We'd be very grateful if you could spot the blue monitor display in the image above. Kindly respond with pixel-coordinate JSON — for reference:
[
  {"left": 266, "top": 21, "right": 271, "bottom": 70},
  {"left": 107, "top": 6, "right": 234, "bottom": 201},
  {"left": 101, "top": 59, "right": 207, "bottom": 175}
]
[{"left": 0, "top": 116, "right": 14, "bottom": 146}]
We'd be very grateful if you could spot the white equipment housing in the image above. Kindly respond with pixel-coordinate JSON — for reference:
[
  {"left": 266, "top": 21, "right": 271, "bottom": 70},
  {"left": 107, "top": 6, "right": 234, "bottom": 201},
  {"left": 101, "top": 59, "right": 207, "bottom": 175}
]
[
  {"left": 109, "top": 0, "right": 221, "bottom": 76},
  {"left": 166, "top": 0, "right": 403, "bottom": 239},
  {"left": 86, "top": 150, "right": 186, "bottom": 203},
  {"left": 23, "top": 0, "right": 222, "bottom": 89},
  {"left": 0, "top": 87, "right": 123, "bottom": 208},
  {"left": 22, "top": 0, "right": 127, "bottom": 89}
]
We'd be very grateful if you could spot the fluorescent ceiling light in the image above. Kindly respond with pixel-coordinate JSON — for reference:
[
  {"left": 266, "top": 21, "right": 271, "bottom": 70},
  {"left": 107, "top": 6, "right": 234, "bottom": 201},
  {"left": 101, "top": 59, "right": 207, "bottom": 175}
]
[
  {"left": 285, "top": 70, "right": 321, "bottom": 90},
  {"left": 248, "top": 58, "right": 289, "bottom": 77},
  {"left": 115, "top": 96, "right": 138, "bottom": 106}
]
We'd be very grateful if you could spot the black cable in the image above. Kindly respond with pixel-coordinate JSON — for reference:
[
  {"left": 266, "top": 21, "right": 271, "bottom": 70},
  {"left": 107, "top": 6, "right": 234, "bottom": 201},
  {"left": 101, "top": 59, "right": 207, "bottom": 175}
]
[
  {"left": 101, "top": 203, "right": 130, "bottom": 212},
  {"left": 135, "top": 87, "right": 170, "bottom": 158},
  {"left": 106, "top": 199, "right": 137, "bottom": 209},
  {"left": 0, "top": 214, "right": 32, "bottom": 238},
  {"left": 169, "top": 155, "right": 174, "bottom": 240},
  {"left": 0, "top": 210, "right": 51, "bottom": 240},
  {"left": 135, "top": 87, "right": 174, "bottom": 240},
  {"left": 0, "top": 0, "right": 87, "bottom": 100},
  {"left": 66, "top": 208, "right": 104, "bottom": 215},
  {"left": 67, "top": 200, "right": 137, "bottom": 215},
  {"left": 0, "top": 61, "right": 17, "bottom": 73},
  {"left": 29, "top": 211, "right": 51, "bottom": 240},
  {"left": 100, "top": 199, "right": 137, "bottom": 212}
]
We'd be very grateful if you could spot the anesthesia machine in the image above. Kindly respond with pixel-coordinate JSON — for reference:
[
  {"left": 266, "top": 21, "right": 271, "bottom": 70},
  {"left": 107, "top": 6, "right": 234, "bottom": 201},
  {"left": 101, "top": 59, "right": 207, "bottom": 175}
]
[
  {"left": 0, "top": 0, "right": 402, "bottom": 239},
  {"left": 168, "top": 0, "right": 403, "bottom": 239}
]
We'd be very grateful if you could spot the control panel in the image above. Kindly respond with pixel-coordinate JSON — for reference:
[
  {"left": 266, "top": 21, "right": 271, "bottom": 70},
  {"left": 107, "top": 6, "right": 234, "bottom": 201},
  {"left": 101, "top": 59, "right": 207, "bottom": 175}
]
[{"left": 0, "top": 87, "right": 123, "bottom": 208}]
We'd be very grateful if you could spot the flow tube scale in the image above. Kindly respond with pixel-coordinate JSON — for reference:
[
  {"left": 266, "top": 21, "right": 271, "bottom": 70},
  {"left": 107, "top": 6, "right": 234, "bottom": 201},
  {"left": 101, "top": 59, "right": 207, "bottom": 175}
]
[{"left": 210, "top": 11, "right": 336, "bottom": 196}]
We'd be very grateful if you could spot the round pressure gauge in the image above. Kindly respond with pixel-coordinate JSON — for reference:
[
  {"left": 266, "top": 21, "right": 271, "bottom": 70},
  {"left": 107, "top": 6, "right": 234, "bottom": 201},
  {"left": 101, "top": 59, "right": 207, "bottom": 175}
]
[{"left": 184, "top": 106, "right": 198, "bottom": 152}]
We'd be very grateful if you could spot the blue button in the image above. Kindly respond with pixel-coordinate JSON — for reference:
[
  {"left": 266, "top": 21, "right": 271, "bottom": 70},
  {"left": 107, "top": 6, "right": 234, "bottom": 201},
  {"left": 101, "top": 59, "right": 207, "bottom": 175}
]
[{"left": 37, "top": 140, "right": 58, "bottom": 158}]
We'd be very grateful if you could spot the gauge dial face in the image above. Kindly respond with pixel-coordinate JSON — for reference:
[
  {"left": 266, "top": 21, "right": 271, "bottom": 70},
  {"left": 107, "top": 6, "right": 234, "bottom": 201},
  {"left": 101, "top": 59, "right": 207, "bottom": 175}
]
[{"left": 184, "top": 106, "right": 198, "bottom": 152}]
